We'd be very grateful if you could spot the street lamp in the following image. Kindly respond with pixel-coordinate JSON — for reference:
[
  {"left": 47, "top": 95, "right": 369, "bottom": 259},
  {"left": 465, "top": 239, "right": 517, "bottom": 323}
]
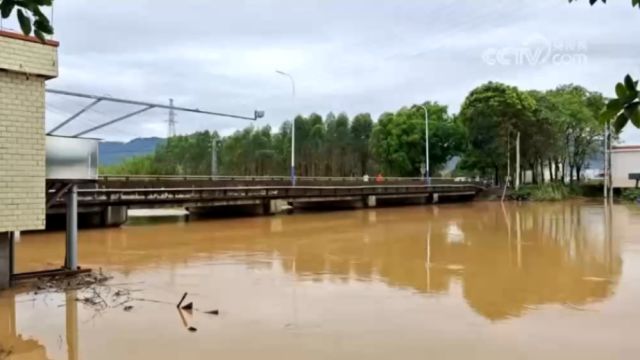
[
  {"left": 276, "top": 70, "right": 296, "bottom": 186},
  {"left": 416, "top": 105, "right": 430, "bottom": 185}
]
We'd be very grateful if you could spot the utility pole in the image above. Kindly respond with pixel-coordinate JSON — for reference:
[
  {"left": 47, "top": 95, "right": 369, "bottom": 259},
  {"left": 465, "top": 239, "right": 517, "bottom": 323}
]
[
  {"left": 604, "top": 122, "right": 609, "bottom": 200},
  {"left": 515, "top": 132, "right": 521, "bottom": 190},
  {"left": 506, "top": 135, "right": 511, "bottom": 187},
  {"left": 276, "top": 70, "right": 296, "bottom": 186},
  {"left": 167, "top": 98, "right": 176, "bottom": 138},
  {"left": 425, "top": 106, "right": 430, "bottom": 185},
  {"left": 211, "top": 138, "right": 218, "bottom": 176},
  {"left": 415, "top": 105, "right": 430, "bottom": 184}
]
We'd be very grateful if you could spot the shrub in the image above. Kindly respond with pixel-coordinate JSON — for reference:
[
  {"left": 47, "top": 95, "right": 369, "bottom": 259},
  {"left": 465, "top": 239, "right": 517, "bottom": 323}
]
[
  {"left": 512, "top": 183, "right": 573, "bottom": 201},
  {"left": 621, "top": 189, "right": 640, "bottom": 203}
]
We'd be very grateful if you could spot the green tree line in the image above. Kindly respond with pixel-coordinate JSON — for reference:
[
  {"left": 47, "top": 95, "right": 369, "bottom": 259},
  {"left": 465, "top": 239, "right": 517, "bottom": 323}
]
[{"left": 102, "top": 82, "right": 613, "bottom": 184}]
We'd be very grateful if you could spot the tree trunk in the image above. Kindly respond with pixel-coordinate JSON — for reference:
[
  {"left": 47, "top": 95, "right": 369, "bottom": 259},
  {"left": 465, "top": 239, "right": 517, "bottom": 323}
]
[
  {"left": 576, "top": 164, "right": 582, "bottom": 183},
  {"left": 569, "top": 165, "right": 575, "bottom": 184},
  {"left": 548, "top": 159, "right": 555, "bottom": 181}
]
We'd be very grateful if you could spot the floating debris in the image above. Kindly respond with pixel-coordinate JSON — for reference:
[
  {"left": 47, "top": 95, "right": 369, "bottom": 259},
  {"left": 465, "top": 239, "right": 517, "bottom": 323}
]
[
  {"left": 177, "top": 292, "right": 188, "bottom": 308},
  {"left": 187, "top": 326, "right": 198, "bottom": 332},
  {"left": 204, "top": 309, "right": 219, "bottom": 315},
  {"left": 123, "top": 305, "right": 134, "bottom": 312},
  {"left": 181, "top": 302, "right": 194, "bottom": 311}
]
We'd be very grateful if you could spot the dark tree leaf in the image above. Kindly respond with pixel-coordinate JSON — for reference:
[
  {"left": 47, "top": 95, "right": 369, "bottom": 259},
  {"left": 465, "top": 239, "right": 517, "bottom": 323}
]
[
  {"left": 625, "top": 102, "right": 640, "bottom": 128},
  {"left": 606, "top": 98, "right": 624, "bottom": 112},
  {"left": 624, "top": 74, "right": 636, "bottom": 92},
  {"left": 17, "top": 9, "right": 32, "bottom": 35},
  {"left": 615, "top": 83, "right": 628, "bottom": 99},
  {"left": 0, "top": 0, "right": 15, "bottom": 18},
  {"left": 613, "top": 113, "right": 629, "bottom": 133},
  {"left": 600, "top": 106, "right": 620, "bottom": 124},
  {"left": 33, "top": 29, "right": 45, "bottom": 42}
]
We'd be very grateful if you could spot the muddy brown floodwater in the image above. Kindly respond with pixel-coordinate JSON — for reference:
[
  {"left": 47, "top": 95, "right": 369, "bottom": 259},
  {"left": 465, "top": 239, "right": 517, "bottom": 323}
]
[{"left": 1, "top": 201, "right": 639, "bottom": 359}]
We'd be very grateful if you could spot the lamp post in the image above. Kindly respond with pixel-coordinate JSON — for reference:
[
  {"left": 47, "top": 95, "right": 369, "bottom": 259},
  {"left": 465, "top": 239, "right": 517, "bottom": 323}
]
[
  {"left": 416, "top": 105, "right": 430, "bottom": 184},
  {"left": 276, "top": 70, "right": 296, "bottom": 186}
]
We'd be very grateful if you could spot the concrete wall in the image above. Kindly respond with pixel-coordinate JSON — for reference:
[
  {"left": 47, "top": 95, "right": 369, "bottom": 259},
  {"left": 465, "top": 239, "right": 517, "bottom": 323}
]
[
  {"left": 611, "top": 147, "right": 640, "bottom": 188},
  {"left": 0, "top": 31, "right": 58, "bottom": 232}
]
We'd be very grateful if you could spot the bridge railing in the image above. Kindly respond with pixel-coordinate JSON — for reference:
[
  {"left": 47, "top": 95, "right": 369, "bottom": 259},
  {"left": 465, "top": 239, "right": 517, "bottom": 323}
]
[
  {"left": 59, "top": 184, "right": 480, "bottom": 208},
  {"left": 98, "top": 175, "right": 487, "bottom": 186}
]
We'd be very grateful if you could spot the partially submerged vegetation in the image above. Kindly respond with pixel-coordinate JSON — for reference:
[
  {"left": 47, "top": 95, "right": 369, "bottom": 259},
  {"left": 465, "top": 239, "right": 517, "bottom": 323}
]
[
  {"left": 510, "top": 183, "right": 606, "bottom": 201},
  {"left": 512, "top": 184, "right": 578, "bottom": 201},
  {"left": 621, "top": 189, "right": 640, "bottom": 203}
]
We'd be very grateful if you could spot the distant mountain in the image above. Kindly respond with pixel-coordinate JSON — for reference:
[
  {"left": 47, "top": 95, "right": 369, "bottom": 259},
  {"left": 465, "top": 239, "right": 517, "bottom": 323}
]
[{"left": 99, "top": 137, "right": 164, "bottom": 166}]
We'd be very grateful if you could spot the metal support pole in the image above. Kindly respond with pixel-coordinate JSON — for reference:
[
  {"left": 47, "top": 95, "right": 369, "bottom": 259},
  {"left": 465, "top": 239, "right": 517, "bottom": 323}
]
[
  {"left": 47, "top": 99, "right": 102, "bottom": 135},
  {"left": 46, "top": 88, "right": 259, "bottom": 120},
  {"left": 604, "top": 122, "right": 609, "bottom": 200},
  {"left": 291, "top": 118, "right": 296, "bottom": 186},
  {"left": 276, "top": 70, "right": 296, "bottom": 186},
  {"left": 425, "top": 106, "right": 430, "bottom": 185},
  {"left": 65, "top": 185, "right": 78, "bottom": 270},
  {"left": 73, "top": 105, "right": 155, "bottom": 137},
  {"left": 9, "top": 232, "right": 15, "bottom": 278},
  {"left": 608, "top": 122, "right": 614, "bottom": 202}
]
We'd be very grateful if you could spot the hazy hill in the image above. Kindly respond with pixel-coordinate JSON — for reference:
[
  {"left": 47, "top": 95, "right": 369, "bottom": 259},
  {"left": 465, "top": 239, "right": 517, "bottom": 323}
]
[{"left": 99, "top": 137, "right": 164, "bottom": 166}]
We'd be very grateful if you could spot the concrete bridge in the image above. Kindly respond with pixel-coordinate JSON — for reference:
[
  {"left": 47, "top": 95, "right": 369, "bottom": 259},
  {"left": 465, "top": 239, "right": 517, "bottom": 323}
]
[{"left": 45, "top": 176, "right": 484, "bottom": 227}]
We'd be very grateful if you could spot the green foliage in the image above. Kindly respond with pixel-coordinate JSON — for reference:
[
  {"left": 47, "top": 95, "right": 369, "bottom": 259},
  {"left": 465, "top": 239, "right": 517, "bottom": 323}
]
[
  {"left": 458, "top": 82, "right": 535, "bottom": 183},
  {"left": 512, "top": 184, "right": 575, "bottom": 201},
  {"left": 600, "top": 75, "right": 640, "bottom": 133},
  {"left": 103, "top": 103, "right": 468, "bottom": 178},
  {"left": 458, "top": 82, "right": 605, "bottom": 185},
  {"left": 105, "top": 81, "right": 609, "bottom": 183},
  {"left": 0, "top": 0, "right": 54, "bottom": 41},
  {"left": 100, "top": 154, "right": 156, "bottom": 175},
  {"left": 621, "top": 189, "right": 640, "bottom": 202},
  {"left": 370, "top": 102, "right": 466, "bottom": 177}
]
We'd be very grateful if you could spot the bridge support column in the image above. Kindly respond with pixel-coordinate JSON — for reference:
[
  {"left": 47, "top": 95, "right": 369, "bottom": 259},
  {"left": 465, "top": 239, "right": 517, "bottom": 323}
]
[
  {"left": 262, "top": 200, "right": 288, "bottom": 215},
  {"left": 364, "top": 195, "right": 377, "bottom": 208},
  {"left": 65, "top": 185, "right": 78, "bottom": 271},
  {"left": 0, "top": 232, "right": 13, "bottom": 290},
  {"left": 102, "top": 206, "right": 128, "bottom": 227}
]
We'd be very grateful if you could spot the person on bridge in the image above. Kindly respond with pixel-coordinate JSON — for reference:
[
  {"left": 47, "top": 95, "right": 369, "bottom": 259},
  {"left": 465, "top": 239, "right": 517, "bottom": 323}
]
[
  {"left": 363, "top": 174, "right": 370, "bottom": 183},
  {"left": 376, "top": 173, "right": 384, "bottom": 183}
]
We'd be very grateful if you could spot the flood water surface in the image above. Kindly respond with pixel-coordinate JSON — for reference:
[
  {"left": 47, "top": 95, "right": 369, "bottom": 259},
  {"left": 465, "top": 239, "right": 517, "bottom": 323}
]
[{"left": 2, "top": 201, "right": 640, "bottom": 359}]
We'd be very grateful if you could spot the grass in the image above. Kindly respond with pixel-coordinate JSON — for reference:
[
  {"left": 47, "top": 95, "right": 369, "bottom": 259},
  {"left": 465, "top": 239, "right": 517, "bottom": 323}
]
[
  {"left": 511, "top": 183, "right": 580, "bottom": 201},
  {"left": 621, "top": 189, "right": 640, "bottom": 203}
]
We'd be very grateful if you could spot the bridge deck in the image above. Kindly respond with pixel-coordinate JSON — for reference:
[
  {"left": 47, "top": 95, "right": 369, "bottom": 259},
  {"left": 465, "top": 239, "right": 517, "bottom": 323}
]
[{"left": 48, "top": 183, "right": 481, "bottom": 209}]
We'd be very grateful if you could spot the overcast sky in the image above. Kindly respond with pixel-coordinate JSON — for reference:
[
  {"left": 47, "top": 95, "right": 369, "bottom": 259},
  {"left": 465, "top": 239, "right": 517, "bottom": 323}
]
[{"left": 6, "top": 0, "right": 640, "bottom": 143}]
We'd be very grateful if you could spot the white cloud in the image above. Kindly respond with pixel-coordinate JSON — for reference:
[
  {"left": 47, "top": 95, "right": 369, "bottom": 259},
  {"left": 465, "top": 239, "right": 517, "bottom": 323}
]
[{"left": 34, "top": 0, "right": 640, "bottom": 143}]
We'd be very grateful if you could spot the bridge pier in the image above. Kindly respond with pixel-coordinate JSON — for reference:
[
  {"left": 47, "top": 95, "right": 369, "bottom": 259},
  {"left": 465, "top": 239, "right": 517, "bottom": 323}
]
[
  {"left": 102, "top": 206, "right": 129, "bottom": 227},
  {"left": 365, "top": 195, "right": 377, "bottom": 208}
]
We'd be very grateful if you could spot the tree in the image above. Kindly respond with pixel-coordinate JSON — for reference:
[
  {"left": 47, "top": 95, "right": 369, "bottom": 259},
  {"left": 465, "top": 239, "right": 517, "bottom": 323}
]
[
  {"left": 568, "top": 0, "right": 640, "bottom": 130},
  {"left": 350, "top": 113, "right": 374, "bottom": 175},
  {"left": 371, "top": 102, "right": 465, "bottom": 177},
  {"left": 0, "top": 0, "right": 54, "bottom": 41},
  {"left": 547, "top": 85, "right": 605, "bottom": 182},
  {"left": 458, "top": 82, "right": 535, "bottom": 184}
]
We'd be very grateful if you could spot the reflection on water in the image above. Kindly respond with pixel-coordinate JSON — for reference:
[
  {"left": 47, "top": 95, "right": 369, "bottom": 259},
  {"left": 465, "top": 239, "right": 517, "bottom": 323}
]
[{"left": 1, "top": 201, "right": 638, "bottom": 359}]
